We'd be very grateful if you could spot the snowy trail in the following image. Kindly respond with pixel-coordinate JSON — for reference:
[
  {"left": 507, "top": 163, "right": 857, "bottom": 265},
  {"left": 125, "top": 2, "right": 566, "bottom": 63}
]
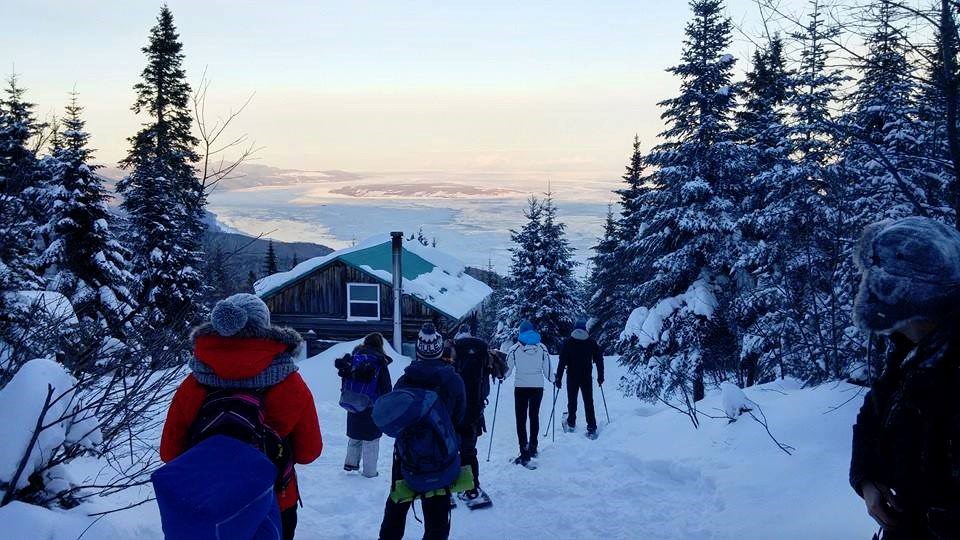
[
  {"left": 2, "top": 347, "right": 879, "bottom": 539},
  {"left": 287, "top": 351, "right": 875, "bottom": 540}
]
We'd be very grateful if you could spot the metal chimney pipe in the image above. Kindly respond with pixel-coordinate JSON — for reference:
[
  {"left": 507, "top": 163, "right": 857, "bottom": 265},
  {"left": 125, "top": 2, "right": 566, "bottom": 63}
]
[{"left": 391, "top": 232, "right": 404, "bottom": 354}]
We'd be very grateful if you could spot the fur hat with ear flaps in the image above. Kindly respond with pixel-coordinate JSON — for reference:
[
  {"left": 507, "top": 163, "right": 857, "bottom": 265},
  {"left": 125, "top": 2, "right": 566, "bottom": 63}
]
[
  {"left": 854, "top": 217, "right": 960, "bottom": 334},
  {"left": 189, "top": 293, "right": 303, "bottom": 388}
]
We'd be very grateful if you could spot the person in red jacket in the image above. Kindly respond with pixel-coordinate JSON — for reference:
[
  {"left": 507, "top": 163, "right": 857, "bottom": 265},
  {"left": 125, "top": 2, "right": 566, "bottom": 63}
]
[{"left": 160, "top": 293, "right": 322, "bottom": 540}]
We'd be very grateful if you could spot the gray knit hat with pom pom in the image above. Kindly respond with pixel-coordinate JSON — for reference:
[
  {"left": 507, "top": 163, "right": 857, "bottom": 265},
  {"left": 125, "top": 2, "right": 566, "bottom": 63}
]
[{"left": 211, "top": 293, "right": 272, "bottom": 337}]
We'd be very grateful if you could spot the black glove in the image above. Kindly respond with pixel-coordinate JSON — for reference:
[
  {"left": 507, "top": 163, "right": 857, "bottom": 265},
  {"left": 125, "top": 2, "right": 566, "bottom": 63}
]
[
  {"left": 555, "top": 379, "right": 562, "bottom": 389},
  {"left": 598, "top": 376, "right": 604, "bottom": 386}
]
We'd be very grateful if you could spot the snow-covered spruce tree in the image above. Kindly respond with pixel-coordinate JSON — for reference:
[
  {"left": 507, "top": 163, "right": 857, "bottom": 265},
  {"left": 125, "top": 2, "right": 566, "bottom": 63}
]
[
  {"left": 586, "top": 205, "right": 622, "bottom": 352},
  {"left": 264, "top": 239, "right": 279, "bottom": 276},
  {"left": 0, "top": 75, "right": 46, "bottom": 296},
  {"left": 743, "top": 1, "right": 855, "bottom": 383},
  {"left": 789, "top": 1, "right": 862, "bottom": 382},
  {"left": 843, "top": 1, "right": 933, "bottom": 224},
  {"left": 118, "top": 5, "right": 206, "bottom": 344},
  {"left": 0, "top": 76, "right": 49, "bottom": 377},
  {"left": 534, "top": 191, "right": 581, "bottom": 352},
  {"left": 496, "top": 197, "right": 544, "bottom": 346},
  {"left": 606, "top": 136, "right": 654, "bottom": 347},
  {"left": 498, "top": 195, "right": 580, "bottom": 352},
  {"left": 38, "top": 93, "right": 135, "bottom": 353},
  {"left": 731, "top": 36, "right": 795, "bottom": 386},
  {"left": 619, "top": 0, "right": 746, "bottom": 419}
]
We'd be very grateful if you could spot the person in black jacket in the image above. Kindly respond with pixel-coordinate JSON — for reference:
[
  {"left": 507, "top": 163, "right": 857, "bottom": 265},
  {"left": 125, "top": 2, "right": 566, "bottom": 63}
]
[
  {"left": 335, "top": 333, "right": 393, "bottom": 478},
  {"left": 849, "top": 217, "right": 960, "bottom": 539},
  {"left": 555, "top": 319, "right": 604, "bottom": 438},
  {"left": 452, "top": 324, "right": 490, "bottom": 502},
  {"left": 379, "top": 323, "right": 466, "bottom": 540}
]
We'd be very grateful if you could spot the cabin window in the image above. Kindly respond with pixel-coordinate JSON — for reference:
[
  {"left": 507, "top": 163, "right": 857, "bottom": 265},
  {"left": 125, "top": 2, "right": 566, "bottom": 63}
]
[{"left": 347, "top": 283, "right": 380, "bottom": 321}]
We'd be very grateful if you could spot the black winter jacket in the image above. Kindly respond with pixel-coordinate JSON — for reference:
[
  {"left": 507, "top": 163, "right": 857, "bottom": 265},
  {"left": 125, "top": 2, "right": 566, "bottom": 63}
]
[
  {"left": 850, "top": 325, "right": 960, "bottom": 522},
  {"left": 556, "top": 335, "right": 604, "bottom": 385}
]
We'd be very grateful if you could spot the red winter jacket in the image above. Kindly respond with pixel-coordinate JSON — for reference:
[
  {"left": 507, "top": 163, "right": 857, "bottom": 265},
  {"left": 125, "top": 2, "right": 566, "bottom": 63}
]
[{"left": 160, "top": 333, "right": 323, "bottom": 510}]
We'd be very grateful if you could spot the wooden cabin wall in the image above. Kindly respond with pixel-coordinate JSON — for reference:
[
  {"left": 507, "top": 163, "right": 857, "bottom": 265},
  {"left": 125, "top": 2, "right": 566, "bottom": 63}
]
[{"left": 264, "top": 261, "right": 444, "bottom": 322}]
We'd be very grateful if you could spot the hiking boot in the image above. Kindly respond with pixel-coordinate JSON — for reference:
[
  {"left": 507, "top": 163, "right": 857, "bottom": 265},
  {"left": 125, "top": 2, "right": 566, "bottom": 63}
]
[
  {"left": 527, "top": 445, "right": 539, "bottom": 458},
  {"left": 343, "top": 464, "right": 359, "bottom": 472}
]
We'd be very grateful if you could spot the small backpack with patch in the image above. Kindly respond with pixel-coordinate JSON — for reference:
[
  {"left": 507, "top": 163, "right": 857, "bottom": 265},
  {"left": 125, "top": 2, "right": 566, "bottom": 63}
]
[
  {"left": 339, "top": 352, "right": 383, "bottom": 413},
  {"left": 373, "top": 387, "right": 461, "bottom": 493},
  {"left": 186, "top": 387, "right": 294, "bottom": 494}
]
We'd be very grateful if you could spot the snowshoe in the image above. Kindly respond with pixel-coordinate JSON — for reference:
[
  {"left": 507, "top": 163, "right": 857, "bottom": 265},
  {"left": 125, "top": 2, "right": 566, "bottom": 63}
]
[
  {"left": 586, "top": 429, "right": 598, "bottom": 440},
  {"left": 561, "top": 413, "right": 575, "bottom": 433},
  {"left": 459, "top": 489, "right": 493, "bottom": 510},
  {"left": 512, "top": 455, "right": 538, "bottom": 470}
]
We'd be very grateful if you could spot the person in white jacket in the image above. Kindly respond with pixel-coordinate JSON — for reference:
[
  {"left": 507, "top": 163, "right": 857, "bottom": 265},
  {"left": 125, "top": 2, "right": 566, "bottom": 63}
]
[{"left": 504, "top": 319, "right": 552, "bottom": 468}]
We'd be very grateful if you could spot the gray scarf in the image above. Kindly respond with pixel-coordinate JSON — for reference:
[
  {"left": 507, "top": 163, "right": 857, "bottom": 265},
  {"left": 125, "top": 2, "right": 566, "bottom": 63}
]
[{"left": 189, "top": 323, "right": 303, "bottom": 389}]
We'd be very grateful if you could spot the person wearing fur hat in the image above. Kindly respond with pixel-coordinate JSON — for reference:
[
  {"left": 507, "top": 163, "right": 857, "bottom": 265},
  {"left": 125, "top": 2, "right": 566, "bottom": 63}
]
[
  {"left": 556, "top": 319, "right": 605, "bottom": 438},
  {"left": 849, "top": 217, "right": 960, "bottom": 539},
  {"left": 379, "top": 322, "right": 466, "bottom": 540},
  {"left": 504, "top": 320, "right": 552, "bottom": 468},
  {"left": 160, "top": 293, "right": 323, "bottom": 540}
]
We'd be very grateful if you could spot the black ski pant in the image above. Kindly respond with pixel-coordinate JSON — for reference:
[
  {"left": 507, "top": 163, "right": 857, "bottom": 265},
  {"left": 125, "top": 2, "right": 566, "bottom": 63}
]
[
  {"left": 457, "top": 423, "right": 480, "bottom": 490},
  {"left": 514, "top": 387, "right": 544, "bottom": 454},
  {"left": 281, "top": 505, "right": 297, "bottom": 540},
  {"left": 379, "top": 454, "right": 452, "bottom": 540},
  {"left": 379, "top": 495, "right": 451, "bottom": 540},
  {"left": 566, "top": 376, "right": 597, "bottom": 431}
]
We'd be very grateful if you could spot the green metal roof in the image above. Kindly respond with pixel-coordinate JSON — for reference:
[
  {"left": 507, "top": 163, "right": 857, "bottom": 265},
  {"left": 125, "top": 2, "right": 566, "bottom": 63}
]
[{"left": 339, "top": 242, "right": 435, "bottom": 281}]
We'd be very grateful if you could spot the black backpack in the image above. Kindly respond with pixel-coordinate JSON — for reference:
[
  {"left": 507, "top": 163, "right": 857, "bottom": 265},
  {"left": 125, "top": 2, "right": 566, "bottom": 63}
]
[
  {"left": 454, "top": 338, "right": 490, "bottom": 427},
  {"left": 186, "top": 387, "right": 294, "bottom": 493}
]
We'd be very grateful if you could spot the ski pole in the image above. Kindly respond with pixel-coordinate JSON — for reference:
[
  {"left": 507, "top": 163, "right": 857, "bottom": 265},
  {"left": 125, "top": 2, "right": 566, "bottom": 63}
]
[
  {"left": 599, "top": 382, "right": 610, "bottom": 425},
  {"left": 486, "top": 380, "right": 502, "bottom": 462},
  {"left": 543, "top": 385, "right": 558, "bottom": 438}
]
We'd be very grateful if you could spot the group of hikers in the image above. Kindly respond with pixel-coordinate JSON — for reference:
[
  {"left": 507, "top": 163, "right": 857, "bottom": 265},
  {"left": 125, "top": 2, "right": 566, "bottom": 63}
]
[
  {"left": 155, "top": 215, "right": 960, "bottom": 540},
  {"left": 156, "top": 288, "right": 605, "bottom": 540}
]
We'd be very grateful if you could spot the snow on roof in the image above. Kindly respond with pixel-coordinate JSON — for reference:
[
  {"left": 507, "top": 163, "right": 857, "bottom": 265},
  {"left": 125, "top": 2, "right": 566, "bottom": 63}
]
[{"left": 255, "top": 234, "right": 492, "bottom": 320}]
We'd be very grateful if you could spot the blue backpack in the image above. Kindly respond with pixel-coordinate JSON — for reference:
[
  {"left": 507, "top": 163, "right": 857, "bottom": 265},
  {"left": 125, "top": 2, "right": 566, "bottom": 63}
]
[
  {"left": 373, "top": 388, "right": 461, "bottom": 493},
  {"left": 152, "top": 435, "right": 282, "bottom": 540},
  {"left": 339, "top": 352, "right": 383, "bottom": 413}
]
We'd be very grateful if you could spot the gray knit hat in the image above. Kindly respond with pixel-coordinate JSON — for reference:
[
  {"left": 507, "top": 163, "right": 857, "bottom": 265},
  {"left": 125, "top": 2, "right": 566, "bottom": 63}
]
[
  {"left": 210, "top": 293, "right": 272, "bottom": 337},
  {"left": 854, "top": 217, "right": 960, "bottom": 333},
  {"left": 416, "top": 322, "right": 444, "bottom": 361}
]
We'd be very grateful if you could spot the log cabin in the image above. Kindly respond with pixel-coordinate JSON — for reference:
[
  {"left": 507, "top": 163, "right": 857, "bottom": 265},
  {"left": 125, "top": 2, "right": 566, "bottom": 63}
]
[{"left": 254, "top": 234, "right": 492, "bottom": 356}]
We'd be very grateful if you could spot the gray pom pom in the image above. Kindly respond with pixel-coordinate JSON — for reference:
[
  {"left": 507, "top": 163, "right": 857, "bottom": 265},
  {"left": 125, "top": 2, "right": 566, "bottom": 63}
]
[{"left": 211, "top": 300, "right": 249, "bottom": 336}]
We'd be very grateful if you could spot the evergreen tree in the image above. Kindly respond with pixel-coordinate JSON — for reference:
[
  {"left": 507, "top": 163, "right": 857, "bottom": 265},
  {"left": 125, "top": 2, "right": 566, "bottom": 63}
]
[
  {"left": 732, "top": 36, "right": 795, "bottom": 386},
  {"left": 497, "top": 197, "right": 543, "bottom": 346},
  {"left": 39, "top": 93, "right": 135, "bottom": 338},
  {"left": 264, "top": 239, "right": 279, "bottom": 275},
  {"left": 246, "top": 270, "right": 258, "bottom": 294},
  {"left": 844, "top": 1, "right": 930, "bottom": 223},
  {"left": 0, "top": 75, "right": 46, "bottom": 295},
  {"left": 620, "top": 0, "right": 746, "bottom": 413},
  {"left": 117, "top": 5, "right": 205, "bottom": 339},
  {"left": 586, "top": 205, "right": 621, "bottom": 352},
  {"left": 534, "top": 191, "right": 581, "bottom": 351},
  {"left": 290, "top": 251, "right": 300, "bottom": 269}
]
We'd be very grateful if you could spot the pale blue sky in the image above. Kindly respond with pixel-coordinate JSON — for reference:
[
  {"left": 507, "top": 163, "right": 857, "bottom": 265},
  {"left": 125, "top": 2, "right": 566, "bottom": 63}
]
[{"left": 2, "top": 0, "right": 809, "bottom": 176}]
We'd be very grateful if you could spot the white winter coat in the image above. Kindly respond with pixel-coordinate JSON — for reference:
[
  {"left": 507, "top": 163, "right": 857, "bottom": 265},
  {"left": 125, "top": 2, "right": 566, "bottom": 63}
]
[{"left": 505, "top": 342, "right": 552, "bottom": 388}]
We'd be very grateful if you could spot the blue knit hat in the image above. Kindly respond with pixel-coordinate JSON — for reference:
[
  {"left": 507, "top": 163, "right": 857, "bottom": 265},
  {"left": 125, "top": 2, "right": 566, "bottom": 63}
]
[
  {"left": 517, "top": 319, "right": 541, "bottom": 346},
  {"left": 417, "top": 323, "right": 444, "bottom": 361}
]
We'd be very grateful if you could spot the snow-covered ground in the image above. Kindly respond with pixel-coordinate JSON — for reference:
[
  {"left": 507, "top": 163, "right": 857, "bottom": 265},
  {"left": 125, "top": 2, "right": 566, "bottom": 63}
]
[{"left": 0, "top": 346, "right": 878, "bottom": 539}]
